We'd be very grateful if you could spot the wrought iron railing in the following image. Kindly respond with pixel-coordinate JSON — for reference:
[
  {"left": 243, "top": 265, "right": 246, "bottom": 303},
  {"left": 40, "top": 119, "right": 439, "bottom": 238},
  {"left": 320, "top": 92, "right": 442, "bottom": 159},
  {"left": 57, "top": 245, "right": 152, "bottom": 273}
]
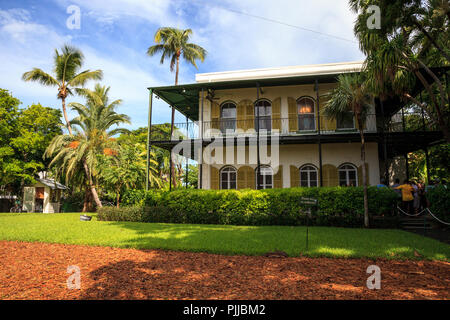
[{"left": 149, "top": 113, "right": 437, "bottom": 142}]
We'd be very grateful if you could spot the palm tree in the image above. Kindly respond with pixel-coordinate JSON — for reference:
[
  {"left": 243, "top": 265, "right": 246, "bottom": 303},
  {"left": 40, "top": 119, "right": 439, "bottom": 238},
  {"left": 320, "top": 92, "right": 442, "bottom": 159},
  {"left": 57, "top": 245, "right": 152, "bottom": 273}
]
[
  {"left": 324, "top": 73, "right": 373, "bottom": 227},
  {"left": 45, "top": 84, "right": 130, "bottom": 209},
  {"left": 147, "top": 27, "right": 207, "bottom": 187},
  {"left": 22, "top": 45, "right": 103, "bottom": 135}
]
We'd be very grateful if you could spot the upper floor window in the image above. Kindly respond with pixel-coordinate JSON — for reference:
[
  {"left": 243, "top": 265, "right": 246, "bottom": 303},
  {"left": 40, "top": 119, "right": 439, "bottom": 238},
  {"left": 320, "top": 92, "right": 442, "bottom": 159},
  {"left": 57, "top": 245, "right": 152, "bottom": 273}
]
[
  {"left": 297, "top": 97, "right": 316, "bottom": 131},
  {"left": 220, "top": 166, "right": 237, "bottom": 189},
  {"left": 337, "top": 112, "right": 355, "bottom": 129},
  {"left": 254, "top": 99, "right": 272, "bottom": 131},
  {"left": 220, "top": 102, "right": 237, "bottom": 133},
  {"left": 300, "top": 164, "right": 318, "bottom": 187},
  {"left": 338, "top": 163, "right": 358, "bottom": 186},
  {"left": 256, "top": 165, "right": 273, "bottom": 189}
]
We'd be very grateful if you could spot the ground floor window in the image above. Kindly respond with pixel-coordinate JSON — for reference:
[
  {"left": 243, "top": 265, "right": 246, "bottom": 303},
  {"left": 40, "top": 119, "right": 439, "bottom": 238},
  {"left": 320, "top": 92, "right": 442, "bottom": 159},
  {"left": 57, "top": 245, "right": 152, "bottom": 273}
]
[
  {"left": 338, "top": 164, "right": 358, "bottom": 186},
  {"left": 220, "top": 166, "right": 237, "bottom": 189},
  {"left": 300, "top": 164, "right": 318, "bottom": 187},
  {"left": 256, "top": 166, "right": 273, "bottom": 189}
]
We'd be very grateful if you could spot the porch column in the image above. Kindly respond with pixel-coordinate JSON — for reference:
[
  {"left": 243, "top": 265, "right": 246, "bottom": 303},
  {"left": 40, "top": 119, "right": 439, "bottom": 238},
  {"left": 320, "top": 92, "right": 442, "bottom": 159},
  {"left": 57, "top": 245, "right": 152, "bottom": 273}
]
[
  {"left": 146, "top": 89, "right": 153, "bottom": 191},
  {"left": 315, "top": 79, "right": 323, "bottom": 187},
  {"left": 199, "top": 88, "right": 204, "bottom": 189},
  {"left": 185, "top": 115, "right": 189, "bottom": 188},
  {"left": 256, "top": 82, "right": 261, "bottom": 189}
]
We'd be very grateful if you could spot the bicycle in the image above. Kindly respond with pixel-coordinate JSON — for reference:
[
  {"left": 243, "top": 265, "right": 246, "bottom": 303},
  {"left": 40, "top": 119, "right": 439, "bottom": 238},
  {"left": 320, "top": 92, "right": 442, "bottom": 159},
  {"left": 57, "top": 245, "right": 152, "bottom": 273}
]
[{"left": 9, "top": 202, "right": 23, "bottom": 213}]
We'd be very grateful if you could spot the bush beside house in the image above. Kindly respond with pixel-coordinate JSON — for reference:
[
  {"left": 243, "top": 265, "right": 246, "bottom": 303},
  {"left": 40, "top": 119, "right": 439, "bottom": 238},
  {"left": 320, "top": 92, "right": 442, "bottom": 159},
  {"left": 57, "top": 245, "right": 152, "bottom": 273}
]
[{"left": 97, "top": 187, "right": 400, "bottom": 228}]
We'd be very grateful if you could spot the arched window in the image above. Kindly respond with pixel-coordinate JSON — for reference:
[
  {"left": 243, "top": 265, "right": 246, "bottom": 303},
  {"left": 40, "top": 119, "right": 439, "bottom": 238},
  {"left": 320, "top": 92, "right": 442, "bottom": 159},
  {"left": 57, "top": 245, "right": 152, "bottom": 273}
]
[
  {"left": 256, "top": 165, "right": 273, "bottom": 189},
  {"left": 220, "top": 102, "right": 237, "bottom": 133},
  {"left": 254, "top": 99, "right": 272, "bottom": 131},
  {"left": 297, "top": 97, "right": 315, "bottom": 131},
  {"left": 300, "top": 164, "right": 318, "bottom": 187},
  {"left": 338, "top": 164, "right": 358, "bottom": 186},
  {"left": 220, "top": 166, "right": 237, "bottom": 190}
]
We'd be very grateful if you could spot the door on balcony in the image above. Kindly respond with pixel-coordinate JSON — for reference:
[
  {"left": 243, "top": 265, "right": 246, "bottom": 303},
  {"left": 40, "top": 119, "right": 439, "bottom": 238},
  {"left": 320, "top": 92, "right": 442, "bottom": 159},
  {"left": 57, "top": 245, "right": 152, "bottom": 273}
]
[
  {"left": 297, "top": 97, "right": 316, "bottom": 131},
  {"left": 220, "top": 102, "right": 237, "bottom": 134},
  {"left": 254, "top": 99, "right": 272, "bottom": 132}
]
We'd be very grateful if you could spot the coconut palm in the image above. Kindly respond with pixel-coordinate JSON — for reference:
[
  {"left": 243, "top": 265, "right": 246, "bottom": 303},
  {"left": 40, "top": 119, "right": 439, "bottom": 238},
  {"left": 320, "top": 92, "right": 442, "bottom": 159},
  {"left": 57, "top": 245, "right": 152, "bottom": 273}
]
[
  {"left": 323, "top": 73, "right": 373, "bottom": 227},
  {"left": 147, "top": 27, "right": 206, "bottom": 187},
  {"left": 45, "top": 84, "right": 130, "bottom": 209},
  {"left": 22, "top": 45, "right": 103, "bottom": 135}
]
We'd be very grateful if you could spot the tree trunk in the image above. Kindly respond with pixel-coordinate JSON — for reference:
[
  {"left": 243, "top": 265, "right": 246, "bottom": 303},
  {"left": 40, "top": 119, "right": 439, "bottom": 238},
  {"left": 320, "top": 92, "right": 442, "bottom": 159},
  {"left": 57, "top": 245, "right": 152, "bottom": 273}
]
[
  {"left": 82, "top": 160, "right": 102, "bottom": 209},
  {"left": 169, "top": 54, "right": 181, "bottom": 189},
  {"left": 61, "top": 97, "right": 73, "bottom": 135},
  {"left": 116, "top": 191, "right": 120, "bottom": 208},
  {"left": 359, "top": 124, "right": 369, "bottom": 228}
]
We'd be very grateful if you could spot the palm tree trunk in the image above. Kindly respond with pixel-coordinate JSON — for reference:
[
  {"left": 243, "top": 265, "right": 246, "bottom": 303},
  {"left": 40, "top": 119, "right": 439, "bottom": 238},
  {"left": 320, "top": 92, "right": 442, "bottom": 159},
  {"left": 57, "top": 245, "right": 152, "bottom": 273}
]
[
  {"left": 82, "top": 160, "right": 102, "bottom": 209},
  {"left": 61, "top": 97, "right": 73, "bottom": 135},
  {"left": 169, "top": 54, "right": 181, "bottom": 189},
  {"left": 359, "top": 123, "right": 369, "bottom": 228}
]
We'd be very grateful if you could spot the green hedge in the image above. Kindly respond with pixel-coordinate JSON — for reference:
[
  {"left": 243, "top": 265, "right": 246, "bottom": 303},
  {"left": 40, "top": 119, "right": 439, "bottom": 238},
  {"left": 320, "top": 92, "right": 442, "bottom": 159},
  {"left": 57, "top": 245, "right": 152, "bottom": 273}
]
[
  {"left": 97, "top": 206, "right": 143, "bottom": 222},
  {"left": 427, "top": 186, "right": 450, "bottom": 222},
  {"left": 100, "top": 187, "right": 399, "bottom": 227}
]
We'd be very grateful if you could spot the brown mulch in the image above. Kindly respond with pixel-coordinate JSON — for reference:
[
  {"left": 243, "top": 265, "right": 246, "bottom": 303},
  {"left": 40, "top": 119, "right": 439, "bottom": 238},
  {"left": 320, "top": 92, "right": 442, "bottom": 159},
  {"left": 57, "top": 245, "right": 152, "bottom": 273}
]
[{"left": 0, "top": 240, "right": 449, "bottom": 300}]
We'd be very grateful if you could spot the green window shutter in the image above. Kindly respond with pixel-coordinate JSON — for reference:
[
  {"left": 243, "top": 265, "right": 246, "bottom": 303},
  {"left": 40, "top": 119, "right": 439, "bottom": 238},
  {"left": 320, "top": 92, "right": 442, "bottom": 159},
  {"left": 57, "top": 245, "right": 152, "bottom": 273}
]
[
  {"left": 246, "top": 166, "right": 256, "bottom": 189},
  {"left": 287, "top": 97, "right": 297, "bottom": 132},
  {"left": 322, "top": 164, "right": 338, "bottom": 187},
  {"left": 211, "top": 101, "right": 220, "bottom": 130},
  {"left": 245, "top": 100, "right": 255, "bottom": 131},
  {"left": 290, "top": 165, "right": 299, "bottom": 187},
  {"left": 236, "top": 100, "right": 246, "bottom": 130},
  {"left": 274, "top": 165, "right": 283, "bottom": 188},
  {"left": 210, "top": 166, "right": 219, "bottom": 189},
  {"left": 272, "top": 97, "right": 281, "bottom": 131},
  {"left": 237, "top": 166, "right": 246, "bottom": 189},
  {"left": 358, "top": 163, "right": 369, "bottom": 186}
]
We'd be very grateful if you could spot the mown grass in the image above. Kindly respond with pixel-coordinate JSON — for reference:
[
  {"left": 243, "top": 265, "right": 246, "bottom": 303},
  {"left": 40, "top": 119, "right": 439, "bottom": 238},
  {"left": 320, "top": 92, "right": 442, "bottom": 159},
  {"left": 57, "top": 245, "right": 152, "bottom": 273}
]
[{"left": 0, "top": 212, "right": 448, "bottom": 260}]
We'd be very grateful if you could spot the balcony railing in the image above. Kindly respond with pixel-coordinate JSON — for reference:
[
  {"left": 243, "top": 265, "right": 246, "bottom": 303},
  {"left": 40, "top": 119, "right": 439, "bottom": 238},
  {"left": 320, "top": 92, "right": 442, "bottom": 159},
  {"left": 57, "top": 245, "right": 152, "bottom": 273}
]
[{"left": 149, "top": 113, "right": 435, "bottom": 142}]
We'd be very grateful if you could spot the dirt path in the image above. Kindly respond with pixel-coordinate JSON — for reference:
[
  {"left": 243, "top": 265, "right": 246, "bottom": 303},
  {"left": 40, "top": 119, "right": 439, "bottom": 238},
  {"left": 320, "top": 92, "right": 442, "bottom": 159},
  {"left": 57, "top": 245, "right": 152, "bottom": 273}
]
[{"left": 0, "top": 241, "right": 448, "bottom": 300}]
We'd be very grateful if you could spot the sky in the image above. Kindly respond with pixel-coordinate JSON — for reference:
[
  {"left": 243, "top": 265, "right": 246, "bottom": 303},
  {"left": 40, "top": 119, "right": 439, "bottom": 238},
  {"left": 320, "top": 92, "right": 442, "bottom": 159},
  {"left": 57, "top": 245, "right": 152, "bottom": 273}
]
[{"left": 0, "top": 0, "right": 364, "bottom": 130}]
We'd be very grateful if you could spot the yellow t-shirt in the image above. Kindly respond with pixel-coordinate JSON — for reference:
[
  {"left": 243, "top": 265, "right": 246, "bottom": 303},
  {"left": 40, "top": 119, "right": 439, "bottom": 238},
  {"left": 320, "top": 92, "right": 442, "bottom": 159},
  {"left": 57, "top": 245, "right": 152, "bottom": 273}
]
[{"left": 395, "top": 184, "right": 414, "bottom": 201}]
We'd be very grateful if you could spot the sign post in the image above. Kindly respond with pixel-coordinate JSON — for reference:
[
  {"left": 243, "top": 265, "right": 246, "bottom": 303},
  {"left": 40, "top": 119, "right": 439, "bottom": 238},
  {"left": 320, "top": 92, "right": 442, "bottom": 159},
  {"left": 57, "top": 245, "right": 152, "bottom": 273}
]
[{"left": 300, "top": 197, "right": 318, "bottom": 252}]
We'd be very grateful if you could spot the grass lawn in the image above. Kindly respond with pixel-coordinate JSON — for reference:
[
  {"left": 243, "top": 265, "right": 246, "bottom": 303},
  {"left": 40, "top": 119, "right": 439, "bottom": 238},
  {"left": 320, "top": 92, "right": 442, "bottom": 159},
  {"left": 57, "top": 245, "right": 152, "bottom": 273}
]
[{"left": 0, "top": 212, "right": 449, "bottom": 260}]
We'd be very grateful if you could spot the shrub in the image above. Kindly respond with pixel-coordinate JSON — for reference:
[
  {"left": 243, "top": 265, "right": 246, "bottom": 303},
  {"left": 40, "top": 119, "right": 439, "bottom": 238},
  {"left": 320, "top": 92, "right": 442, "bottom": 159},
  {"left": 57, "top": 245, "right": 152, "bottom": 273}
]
[
  {"left": 97, "top": 206, "right": 143, "bottom": 222},
  {"left": 427, "top": 186, "right": 450, "bottom": 221},
  {"left": 117, "top": 187, "right": 399, "bottom": 227}
]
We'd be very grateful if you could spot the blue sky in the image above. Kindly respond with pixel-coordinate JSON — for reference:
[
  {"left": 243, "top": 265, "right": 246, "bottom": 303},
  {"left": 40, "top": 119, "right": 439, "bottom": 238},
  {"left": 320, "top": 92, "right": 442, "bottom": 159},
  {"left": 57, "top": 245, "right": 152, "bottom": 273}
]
[{"left": 0, "top": 0, "right": 364, "bottom": 130}]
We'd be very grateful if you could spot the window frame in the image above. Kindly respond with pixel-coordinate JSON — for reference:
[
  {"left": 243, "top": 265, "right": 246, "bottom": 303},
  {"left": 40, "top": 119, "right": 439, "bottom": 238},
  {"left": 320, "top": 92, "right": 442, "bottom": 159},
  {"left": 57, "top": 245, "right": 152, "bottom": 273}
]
[
  {"left": 297, "top": 96, "right": 316, "bottom": 131},
  {"left": 254, "top": 99, "right": 272, "bottom": 132},
  {"left": 220, "top": 101, "right": 237, "bottom": 133},
  {"left": 255, "top": 165, "right": 273, "bottom": 189},
  {"left": 299, "top": 164, "right": 319, "bottom": 187},
  {"left": 338, "top": 163, "right": 358, "bottom": 186},
  {"left": 220, "top": 166, "right": 237, "bottom": 190}
]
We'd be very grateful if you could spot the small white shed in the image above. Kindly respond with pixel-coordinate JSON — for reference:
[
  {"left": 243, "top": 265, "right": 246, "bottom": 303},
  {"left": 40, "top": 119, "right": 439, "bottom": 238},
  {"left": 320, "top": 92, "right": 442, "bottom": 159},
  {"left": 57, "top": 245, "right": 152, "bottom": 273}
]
[{"left": 23, "top": 178, "right": 68, "bottom": 213}]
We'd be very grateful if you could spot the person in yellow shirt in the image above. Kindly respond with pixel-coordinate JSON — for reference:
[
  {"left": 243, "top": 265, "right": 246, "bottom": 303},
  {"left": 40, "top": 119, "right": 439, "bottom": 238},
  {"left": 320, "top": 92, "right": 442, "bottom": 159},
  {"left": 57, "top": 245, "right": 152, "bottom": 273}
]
[{"left": 395, "top": 180, "right": 414, "bottom": 214}]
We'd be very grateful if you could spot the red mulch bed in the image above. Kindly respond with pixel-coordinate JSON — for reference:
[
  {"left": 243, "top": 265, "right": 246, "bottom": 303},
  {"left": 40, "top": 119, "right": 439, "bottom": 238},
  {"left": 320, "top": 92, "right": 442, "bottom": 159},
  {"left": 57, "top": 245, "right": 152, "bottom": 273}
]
[{"left": 0, "top": 240, "right": 449, "bottom": 300}]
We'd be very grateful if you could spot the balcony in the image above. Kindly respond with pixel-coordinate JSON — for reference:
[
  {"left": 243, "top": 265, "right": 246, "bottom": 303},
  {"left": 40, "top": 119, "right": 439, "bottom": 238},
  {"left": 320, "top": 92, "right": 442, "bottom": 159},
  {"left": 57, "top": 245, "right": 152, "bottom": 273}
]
[{"left": 150, "top": 114, "right": 379, "bottom": 142}]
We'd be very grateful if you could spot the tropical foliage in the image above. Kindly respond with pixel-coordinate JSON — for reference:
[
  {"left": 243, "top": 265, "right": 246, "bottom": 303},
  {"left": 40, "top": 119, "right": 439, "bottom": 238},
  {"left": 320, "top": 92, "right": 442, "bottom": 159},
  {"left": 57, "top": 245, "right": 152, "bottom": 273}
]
[
  {"left": 22, "top": 45, "right": 103, "bottom": 135},
  {"left": 323, "top": 73, "right": 373, "bottom": 227}
]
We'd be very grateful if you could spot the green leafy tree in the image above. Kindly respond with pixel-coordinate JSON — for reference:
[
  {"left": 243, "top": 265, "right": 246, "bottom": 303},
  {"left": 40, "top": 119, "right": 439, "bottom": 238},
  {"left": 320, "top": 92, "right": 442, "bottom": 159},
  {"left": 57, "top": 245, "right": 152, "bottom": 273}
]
[
  {"left": 45, "top": 84, "right": 130, "bottom": 209},
  {"left": 147, "top": 27, "right": 206, "bottom": 187},
  {"left": 0, "top": 89, "right": 63, "bottom": 195},
  {"left": 350, "top": 0, "right": 450, "bottom": 142},
  {"left": 22, "top": 45, "right": 103, "bottom": 135},
  {"left": 324, "top": 73, "right": 373, "bottom": 227}
]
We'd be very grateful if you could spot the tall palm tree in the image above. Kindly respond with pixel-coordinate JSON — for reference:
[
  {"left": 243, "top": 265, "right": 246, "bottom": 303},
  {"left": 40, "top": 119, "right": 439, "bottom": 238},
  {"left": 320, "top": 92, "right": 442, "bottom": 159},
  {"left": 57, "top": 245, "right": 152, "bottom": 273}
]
[
  {"left": 324, "top": 73, "right": 373, "bottom": 227},
  {"left": 147, "top": 27, "right": 207, "bottom": 187},
  {"left": 45, "top": 84, "right": 130, "bottom": 209},
  {"left": 22, "top": 45, "right": 103, "bottom": 135}
]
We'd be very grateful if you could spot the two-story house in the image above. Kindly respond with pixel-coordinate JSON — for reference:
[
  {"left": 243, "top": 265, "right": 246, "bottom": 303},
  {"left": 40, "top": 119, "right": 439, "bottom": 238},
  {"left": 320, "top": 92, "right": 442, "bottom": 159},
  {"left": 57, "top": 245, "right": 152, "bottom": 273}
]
[{"left": 146, "top": 61, "right": 443, "bottom": 190}]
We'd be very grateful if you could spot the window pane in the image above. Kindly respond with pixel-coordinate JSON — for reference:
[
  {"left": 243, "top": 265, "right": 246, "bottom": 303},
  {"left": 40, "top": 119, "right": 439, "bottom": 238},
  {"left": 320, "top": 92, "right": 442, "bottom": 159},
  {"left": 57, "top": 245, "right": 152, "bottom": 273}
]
[
  {"left": 337, "top": 112, "right": 354, "bottom": 129},
  {"left": 298, "top": 114, "right": 315, "bottom": 131},
  {"left": 230, "top": 181, "right": 236, "bottom": 189},
  {"left": 310, "top": 171, "right": 317, "bottom": 183},
  {"left": 300, "top": 172, "right": 308, "bottom": 186},
  {"left": 221, "top": 181, "right": 228, "bottom": 189}
]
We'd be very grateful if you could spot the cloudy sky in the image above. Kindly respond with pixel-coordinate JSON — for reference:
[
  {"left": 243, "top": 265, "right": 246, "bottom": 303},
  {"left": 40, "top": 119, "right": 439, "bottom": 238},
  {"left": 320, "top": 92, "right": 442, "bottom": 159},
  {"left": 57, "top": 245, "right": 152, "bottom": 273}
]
[{"left": 0, "top": 0, "right": 364, "bottom": 129}]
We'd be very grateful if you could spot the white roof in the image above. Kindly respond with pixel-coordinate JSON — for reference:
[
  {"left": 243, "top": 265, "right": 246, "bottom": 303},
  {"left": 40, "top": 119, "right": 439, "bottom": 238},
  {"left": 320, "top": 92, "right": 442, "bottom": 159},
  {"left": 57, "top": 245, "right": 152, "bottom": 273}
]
[{"left": 196, "top": 61, "right": 364, "bottom": 83}]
